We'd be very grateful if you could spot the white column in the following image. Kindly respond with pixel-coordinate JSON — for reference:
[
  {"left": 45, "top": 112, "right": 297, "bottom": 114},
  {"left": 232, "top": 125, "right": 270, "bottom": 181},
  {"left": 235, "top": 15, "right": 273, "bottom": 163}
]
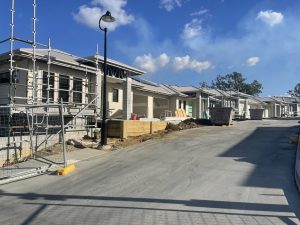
[
  {"left": 195, "top": 93, "right": 202, "bottom": 119},
  {"left": 206, "top": 97, "right": 210, "bottom": 118},
  {"left": 245, "top": 99, "right": 249, "bottom": 118},
  {"left": 35, "top": 70, "right": 43, "bottom": 103},
  {"left": 123, "top": 77, "right": 132, "bottom": 120},
  {"left": 53, "top": 73, "right": 59, "bottom": 103},
  {"left": 147, "top": 96, "right": 154, "bottom": 118},
  {"left": 69, "top": 76, "right": 73, "bottom": 103},
  {"left": 279, "top": 105, "right": 282, "bottom": 117}
]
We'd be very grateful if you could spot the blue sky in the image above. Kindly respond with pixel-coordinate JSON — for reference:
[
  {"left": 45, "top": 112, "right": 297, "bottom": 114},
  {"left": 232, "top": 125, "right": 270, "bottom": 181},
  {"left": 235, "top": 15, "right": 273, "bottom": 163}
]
[{"left": 0, "top": 0, "right": 300, "bottom": 96}]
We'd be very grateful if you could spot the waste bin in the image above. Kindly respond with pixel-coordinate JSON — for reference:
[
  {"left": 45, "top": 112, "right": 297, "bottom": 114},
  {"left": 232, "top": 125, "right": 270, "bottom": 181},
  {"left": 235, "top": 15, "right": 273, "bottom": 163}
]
[
  {"left": 249, "top": 109, "right": 264, "bottom": 120},
  {"left": 210, "top": 107, "right": 233, "bottom": 125},
  {"left": 131, "top": 113, "right": 137, "bottom": 120}
]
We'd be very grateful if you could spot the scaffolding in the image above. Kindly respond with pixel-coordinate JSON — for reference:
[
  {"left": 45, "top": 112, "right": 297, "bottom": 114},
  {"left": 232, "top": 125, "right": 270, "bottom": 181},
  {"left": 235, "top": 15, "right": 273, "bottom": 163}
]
[{"left": 0, "top": 0, "right": 101, "bottom": 182}]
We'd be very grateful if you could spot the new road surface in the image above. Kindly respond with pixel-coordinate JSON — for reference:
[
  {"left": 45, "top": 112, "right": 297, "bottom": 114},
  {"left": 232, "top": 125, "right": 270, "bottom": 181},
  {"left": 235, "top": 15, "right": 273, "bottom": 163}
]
[{"left": 1, "top": 119, "right": 300, "bottom": 225}]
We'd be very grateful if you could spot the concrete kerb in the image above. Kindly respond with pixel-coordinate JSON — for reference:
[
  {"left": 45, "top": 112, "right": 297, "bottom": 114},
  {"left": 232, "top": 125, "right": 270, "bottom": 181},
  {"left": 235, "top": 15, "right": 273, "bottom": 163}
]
[
  {"left": 294, "top": 124, "right": 300, "bottom": 192},
  {"left": 55, "top": 143, "right": 136, "bottom": 175}
]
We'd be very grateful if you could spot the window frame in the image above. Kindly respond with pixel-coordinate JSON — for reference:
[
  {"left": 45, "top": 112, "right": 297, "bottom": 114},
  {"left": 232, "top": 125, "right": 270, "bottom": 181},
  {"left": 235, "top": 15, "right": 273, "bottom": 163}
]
[
  {"left": 112, "top": 88, "right": 119, "bottom": 103},
  {"left": 59, "top": 74, "right": 70, "bottom": 103},
  {"left": 73, "top": 77, "right": 83, "bottom": 104},
  {"left": 42, "top": 71, "right": 55, "bottom": 103},
  {"left": 0, "top": 70, "right": 19, "bottom": 84},
  {"left": 183, "top": 100, "right": 186, "bottom": 110}
]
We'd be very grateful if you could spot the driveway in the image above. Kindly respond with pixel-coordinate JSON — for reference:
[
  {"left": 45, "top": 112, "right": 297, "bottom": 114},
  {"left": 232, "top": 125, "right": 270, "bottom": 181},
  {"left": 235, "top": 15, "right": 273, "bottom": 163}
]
[{"left": 0, "top": 119, "right": 299, "bottom": 225}]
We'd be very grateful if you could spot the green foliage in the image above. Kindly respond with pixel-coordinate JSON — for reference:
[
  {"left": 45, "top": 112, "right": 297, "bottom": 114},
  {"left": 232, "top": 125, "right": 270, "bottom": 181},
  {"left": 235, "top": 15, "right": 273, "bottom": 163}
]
[
  {"left": 288, "top": 83, "right": 300, "bottom": 97},
  {"left": 243, "top": 80, "right": 263, "bottom": 96},
  {"left": 199, "top": 81, "right": 209, "bottom": 88},
  {"left": 203, "top": 72, "right": 263, "bottom": 96}
]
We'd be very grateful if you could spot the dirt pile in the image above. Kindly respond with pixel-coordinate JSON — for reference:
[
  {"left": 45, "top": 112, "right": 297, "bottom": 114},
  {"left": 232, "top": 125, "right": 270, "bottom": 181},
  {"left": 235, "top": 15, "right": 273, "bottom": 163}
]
[{"left": 166, "top": 118, "right": 211, "bottom": 131}]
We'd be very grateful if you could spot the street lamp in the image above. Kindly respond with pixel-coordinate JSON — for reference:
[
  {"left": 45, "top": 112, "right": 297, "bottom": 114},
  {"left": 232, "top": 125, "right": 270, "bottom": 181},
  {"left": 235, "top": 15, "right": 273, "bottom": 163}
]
[{"left": 99, "top": 11, "right": 115, "bottom": 146}]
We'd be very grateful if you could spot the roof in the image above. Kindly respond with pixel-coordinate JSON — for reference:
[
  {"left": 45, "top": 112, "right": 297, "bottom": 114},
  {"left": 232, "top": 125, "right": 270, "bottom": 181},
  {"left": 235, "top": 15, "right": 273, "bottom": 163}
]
[
  {"left": 200, "top": 88, "right": 222, "bottom": 96},
  {"left": 0, "top": 48, "right": 144, "bottom": 75},
  {"left": 91, "top": 55, "right": 144, "bottom": 76},
  {"left": 170, "top": 85, "right": 199, "bottom": 93},
  {"left": 272, "top": 96, "right": 300, "bottom": 104},
  {"left": 132, "top": 78, "right": 187, "bottom": 97},
  {"left": 247, "top": 96, "right": 267, "bottom": 105},
  {"left": 257, "top": 96, "right": 287, "bottom": 104}
]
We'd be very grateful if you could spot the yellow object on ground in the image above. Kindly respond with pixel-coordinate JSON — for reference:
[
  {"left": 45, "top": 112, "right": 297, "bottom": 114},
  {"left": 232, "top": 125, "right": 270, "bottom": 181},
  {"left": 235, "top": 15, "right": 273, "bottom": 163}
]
[
  {"left": 174, "top": 109, "right": 187, "bottom": 118},
  {"left": 56, "top": 164, "right": 76, "bottom": 176}
]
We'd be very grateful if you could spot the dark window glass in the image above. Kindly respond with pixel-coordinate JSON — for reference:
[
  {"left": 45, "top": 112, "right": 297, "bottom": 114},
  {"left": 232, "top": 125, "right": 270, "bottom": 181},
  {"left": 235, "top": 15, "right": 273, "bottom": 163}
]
[
  {"left": 179, "top": 100, "right": 182, "bottom": 109},
  {"left": 0, "top": 72, "right": 10, "bottom": 83},
  {"left": 59, "top": 75, "right": 69, "bottom": 102},
  {"left": 0, "top": 71, "right": 18, "bottom": 84},
  {"left": 183, "top": 101, "right": 186, "bottom": 110},
  {"left": 42, "top": 72, "right": 55, "bottom": 103},
  {"left": 112, "top": 88, "right": 119, "bottom": 103},
  {"left": 73, "top": 78, "right": 82, "bottom": 103}
]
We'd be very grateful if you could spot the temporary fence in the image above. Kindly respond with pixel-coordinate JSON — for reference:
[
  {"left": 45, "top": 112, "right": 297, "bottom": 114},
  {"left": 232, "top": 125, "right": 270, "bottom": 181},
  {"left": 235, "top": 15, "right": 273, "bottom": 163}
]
[{"left": 0, "top": 101, "right": 98, "bottom": 184}]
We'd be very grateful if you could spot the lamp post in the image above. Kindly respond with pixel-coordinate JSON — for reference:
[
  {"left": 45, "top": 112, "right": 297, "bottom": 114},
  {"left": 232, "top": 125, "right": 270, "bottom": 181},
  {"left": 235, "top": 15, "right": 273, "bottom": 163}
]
[{"left": 99, "top": 11, "right": 115, "bottom": 146}]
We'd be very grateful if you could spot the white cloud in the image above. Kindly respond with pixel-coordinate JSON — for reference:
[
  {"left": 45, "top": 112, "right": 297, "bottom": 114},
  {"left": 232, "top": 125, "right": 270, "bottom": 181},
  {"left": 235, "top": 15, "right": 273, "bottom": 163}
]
[
  {"left": 182, "top": 19, "right": 202, "bottom": 39},
  {"left": 118, "top": 8, "right": 300, "bottom": 95},
  {"left": 190, "top": 9, "right": 209, "bottom": 17},
  {"left": 134, "top": 53, "right": 170, "bottom": 73},
  {"left": 73, "top": 0, "right": 133, "bottom": 31},
  {"left": 247, "top": 57, "right": 260, "bottom": 67},
  {"left": 159, "top": 0, "right": 182, "bottom": 12},
  {"left": 157, "top": 53, "right": 170, "bottom": 67},
  {"left": 174, "top": 55, "right": 212, "bottom": 73},
  {"left": 256, "top": 10, "right": 284, "bottom": 27}
]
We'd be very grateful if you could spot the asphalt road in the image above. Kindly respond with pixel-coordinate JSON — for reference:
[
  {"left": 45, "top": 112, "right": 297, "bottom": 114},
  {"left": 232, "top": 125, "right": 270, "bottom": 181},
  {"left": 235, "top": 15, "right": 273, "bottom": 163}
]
[{"left": 1, "top": 119, "right": 300, "bottom": 225}]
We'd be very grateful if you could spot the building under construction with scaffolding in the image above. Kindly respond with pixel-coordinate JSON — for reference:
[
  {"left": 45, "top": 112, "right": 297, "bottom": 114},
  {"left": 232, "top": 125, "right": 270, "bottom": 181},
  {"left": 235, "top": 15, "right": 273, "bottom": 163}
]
[{"left": 0, "top": 0, "right": 145, "bottom": 182}]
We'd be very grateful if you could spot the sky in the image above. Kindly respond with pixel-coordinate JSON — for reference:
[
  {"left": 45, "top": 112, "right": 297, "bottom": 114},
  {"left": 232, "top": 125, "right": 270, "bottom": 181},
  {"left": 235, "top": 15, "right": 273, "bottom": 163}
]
[{"left": 0, "top": 0, "right": 300, "bottom": 96}]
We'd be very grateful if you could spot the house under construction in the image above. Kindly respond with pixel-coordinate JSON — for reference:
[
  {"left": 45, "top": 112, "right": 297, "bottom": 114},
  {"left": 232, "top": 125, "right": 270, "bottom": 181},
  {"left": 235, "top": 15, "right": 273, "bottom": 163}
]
[{"left": 1, "top": 0, "right": 299, "bottom": 183}]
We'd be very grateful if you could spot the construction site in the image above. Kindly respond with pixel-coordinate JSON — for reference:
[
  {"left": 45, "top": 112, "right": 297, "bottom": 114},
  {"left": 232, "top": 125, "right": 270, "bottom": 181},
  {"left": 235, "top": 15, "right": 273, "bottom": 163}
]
[
  {"left": 0, "top": 0, "right": 108, "bottom": 182},
  {"left": 1, "top": 0, "right": 300, "bottom": 185}
]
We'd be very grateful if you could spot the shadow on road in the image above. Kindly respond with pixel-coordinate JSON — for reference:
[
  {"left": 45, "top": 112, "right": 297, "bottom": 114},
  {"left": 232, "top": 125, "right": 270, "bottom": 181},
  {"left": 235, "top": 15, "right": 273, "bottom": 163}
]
[
  {"left": 0, "top": 190, "right": 298, "bottom": 225},
  {"left": 218, "top": 124, "right": 300, "bottom": 219}
]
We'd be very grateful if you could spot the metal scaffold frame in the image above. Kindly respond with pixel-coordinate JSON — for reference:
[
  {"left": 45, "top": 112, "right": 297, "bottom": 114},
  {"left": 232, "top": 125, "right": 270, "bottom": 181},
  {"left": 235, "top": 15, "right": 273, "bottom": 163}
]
[{"left": 0, "top": 0, "right": 101, "bottom": 181}]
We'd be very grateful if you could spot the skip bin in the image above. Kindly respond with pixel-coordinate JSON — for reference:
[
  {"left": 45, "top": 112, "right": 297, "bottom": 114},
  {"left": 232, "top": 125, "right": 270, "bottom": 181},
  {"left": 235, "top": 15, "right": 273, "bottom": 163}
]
[
  {"left": 249, "top": 109, "right": 264, "bottom": 120},
  {"left": 209, "top": 107, "right": 233, "bottom": 126}
]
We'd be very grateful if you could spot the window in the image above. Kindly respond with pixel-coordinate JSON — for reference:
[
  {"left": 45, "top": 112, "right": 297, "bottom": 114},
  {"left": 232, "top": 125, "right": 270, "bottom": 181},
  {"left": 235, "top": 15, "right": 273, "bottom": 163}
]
[
  {"left": 0, "top": 72, "right": 10, "bottom": 83},
  {"left": 42, "top": 72, "right": 55, "bottom": 103},
  {"left": 179, "top": 100, "right": 182, "bottom": 109},
  {"left": 112, "top": 88, "right": 119, "bottom": 103},
  {"left": 73, "top": 78, "right": 82, "bottom": 103},
  {"left": 59, "top": 75, "right": 69, "bottom": 102},
  {"left": 183, "top": 101, "right": 186, "bottom": 110},
  {"left": 0, "top": 71, "right": 19, "bottom": 84}
]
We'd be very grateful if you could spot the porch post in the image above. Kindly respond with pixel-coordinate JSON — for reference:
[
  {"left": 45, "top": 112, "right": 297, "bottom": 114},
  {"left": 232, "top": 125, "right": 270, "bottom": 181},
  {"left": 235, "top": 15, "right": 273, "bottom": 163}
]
[
  {"left": 147, "top": 96, "right": 154, "bottom": 118},
  {"left": 245, "top": 99, "right": 249, "bottom": 118},
  {"left": 206, "top": 97, "right": 210, "bottom": 118},
  {"left": 195, "top": 92, "right": 202, "bottom": 119},
  {"left": 123, "top": 77, "right": 132, "bottom": 120}
]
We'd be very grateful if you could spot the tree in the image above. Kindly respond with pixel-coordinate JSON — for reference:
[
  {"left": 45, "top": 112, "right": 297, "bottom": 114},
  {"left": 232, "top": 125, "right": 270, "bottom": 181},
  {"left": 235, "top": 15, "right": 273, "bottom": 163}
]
[
  {"left": 288, "top": 83, "right": 300, "bottom": 97},
  {"left": 199, "top": 81, "right": 209, "bottom": 88},
  {"left": 243, "top": 80, "right": 263, "bottom": 96},
  {"left": 208, "top": 72, "right": 263, "bottom": 96}
]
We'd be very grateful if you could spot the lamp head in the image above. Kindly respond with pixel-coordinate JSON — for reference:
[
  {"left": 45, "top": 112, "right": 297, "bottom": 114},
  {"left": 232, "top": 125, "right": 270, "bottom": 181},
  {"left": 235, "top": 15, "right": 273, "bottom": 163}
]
[{"left": 101, "top": 11, "right": 115, "bottom": 23}]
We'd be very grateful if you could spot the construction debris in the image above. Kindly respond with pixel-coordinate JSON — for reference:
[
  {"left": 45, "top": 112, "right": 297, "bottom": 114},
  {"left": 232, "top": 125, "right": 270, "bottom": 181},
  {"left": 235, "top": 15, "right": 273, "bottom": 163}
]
[{"left": 166, "top": 118, "right": 212, "bottom": 131}]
